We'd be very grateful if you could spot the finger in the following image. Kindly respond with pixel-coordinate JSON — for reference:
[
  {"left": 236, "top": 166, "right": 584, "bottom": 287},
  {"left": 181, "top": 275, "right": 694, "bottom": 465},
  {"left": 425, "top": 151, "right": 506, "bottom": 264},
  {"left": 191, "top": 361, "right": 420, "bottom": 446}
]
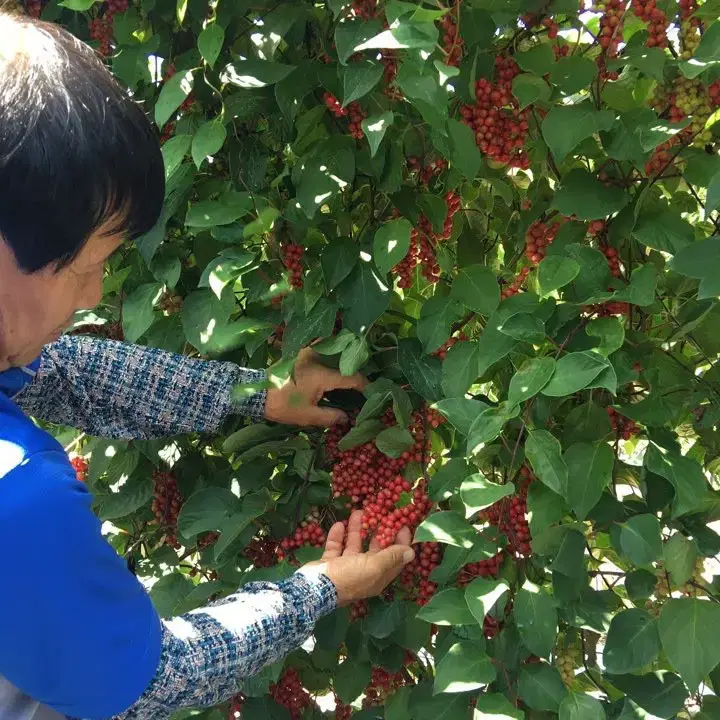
[
  {"left": 301, "top": 406, "right": 350, "bottom": 428},
  {"left": 322, "top": 521, "right": 346, "bottom": 559},
  {"left": 368, "top": 535, "right": 381, "bottom": 554},
  {"left": 372, "top": 543, "right": 416, "bottom": 578},
  {"left": 321, "top": 370, "right": 368, "bottom": 393},
  {"left": 343, "top": 510, "right": 364, "bottom": 555},
  {"left": 396, "top": 527, "right": 412, "bottom": 546}
]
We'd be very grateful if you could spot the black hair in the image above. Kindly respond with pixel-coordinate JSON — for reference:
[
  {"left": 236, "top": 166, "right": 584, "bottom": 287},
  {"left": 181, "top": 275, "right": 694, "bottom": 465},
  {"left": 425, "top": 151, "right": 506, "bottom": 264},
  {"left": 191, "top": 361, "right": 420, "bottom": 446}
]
[{"left": 0, "top": 12, "right": 165, "bottom": 273}]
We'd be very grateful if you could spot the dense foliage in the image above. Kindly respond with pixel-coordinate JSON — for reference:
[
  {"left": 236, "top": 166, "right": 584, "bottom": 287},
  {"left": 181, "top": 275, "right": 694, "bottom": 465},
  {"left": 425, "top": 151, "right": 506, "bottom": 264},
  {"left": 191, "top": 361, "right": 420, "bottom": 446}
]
[{"left": 20, "top": 0, "right": 720, "bottom": 716}]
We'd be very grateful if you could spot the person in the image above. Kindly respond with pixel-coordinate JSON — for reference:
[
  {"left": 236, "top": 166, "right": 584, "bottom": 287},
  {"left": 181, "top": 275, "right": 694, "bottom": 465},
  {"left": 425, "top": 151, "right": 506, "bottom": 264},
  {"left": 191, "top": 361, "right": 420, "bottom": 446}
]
[{"left": 0, "top": 12, "right": 415, "bottom": 720}]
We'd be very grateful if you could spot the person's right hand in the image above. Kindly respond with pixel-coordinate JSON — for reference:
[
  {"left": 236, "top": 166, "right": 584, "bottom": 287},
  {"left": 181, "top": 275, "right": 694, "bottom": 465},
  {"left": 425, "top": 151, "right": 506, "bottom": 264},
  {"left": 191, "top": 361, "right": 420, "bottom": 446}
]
[{"left": 299, "top": 511, "right": 415, "bottom": 606}]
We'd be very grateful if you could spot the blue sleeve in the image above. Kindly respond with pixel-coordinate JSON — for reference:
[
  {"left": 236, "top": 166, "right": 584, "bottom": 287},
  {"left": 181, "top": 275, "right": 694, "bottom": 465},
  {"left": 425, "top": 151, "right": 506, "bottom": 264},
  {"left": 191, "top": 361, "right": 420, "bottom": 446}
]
[{"left": 0, "top": 450, "right": 162, "bottom": 719}]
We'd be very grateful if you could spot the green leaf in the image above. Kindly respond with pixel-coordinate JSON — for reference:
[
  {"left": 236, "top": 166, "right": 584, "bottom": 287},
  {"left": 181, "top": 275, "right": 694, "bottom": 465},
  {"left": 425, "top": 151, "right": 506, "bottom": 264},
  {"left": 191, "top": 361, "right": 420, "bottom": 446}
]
[
  {"left": 620, "top": 514, "right": 662, "bottom": 566},
  {"left": 161, "top": 134, "right": 192, "bottom": 179},
  {"left": 515, "top": 44, "right": 555, "bottom": 75},
  {"left": 663, "top": 533, "right": 698, "bottom": 586},
  {"left": 342, "top": 61, "right": 384, "bottom": 106},
  {"left": 464, "top": 577, "right": 510, "bottom": 625},
  {"left": 680, "top": 20, "right": 720, "bottom": 78},
  {"left": 450, "top": 264, "right": 500, "bottom": 315},
  {"left": 508, "top": 357, "right": 556, "bottom": 407},
  {"left": 198, "top": 22, "right": 224, "bottom": 68},
  {"left": 414, "top": 511, "right": 476, "bottom": 548},
  {"left": 512, "top": 74, "right": 551, "bottom": 110},
  {"left": 668, "top": 236, "right": 720, "bottom": 300},
  {"left": 418, "top": 296, "right": 464, "bottom": 353},
  {"left": 335, "top": 18, "right": 384, "bottom": 64},
  {"left": 432, "top": 398, "right": 488, "bottom": 436},
  {"left": 460, "top": 474, "right": 514, "bottom": 518},
  {"left": 624, "top": 45, "right": 666, "bottom": 82},
  {"left": 429, "top": 458, "right": 471, "bottom": 501},
  {"left": 559, "top": 693, "right": 606, "bottom": 720},
  {"left": 338, "top": 419, "right": 384, "bottom": 451},
  {"left": 446, "top": 119, "right": 482, "bottom": 180},
  {"left": 497, "top": 312, "right": 545, "bottom": 344},
  {"left": 59, "top": 0, "right": 100, "bottom": 8},
  {"left": 95, "top": 473, "right": 152, "bottom": 521},
  {"left": 176, "top": 487, "right": 238, "bottom": 539},
  {"left": 186, "top": 192, "right": 254, "bottom": 227},
  {"left": 525, "top": 429, "right": 568, "bottom": 495},
  {"left": 542, "top": 351, "right": 610, "bottom": 397},
  {"left": 515, "top": 582, "right": 558, "bottom": 658},
  {"left": 474, "top": 694, "right": 523, "bottom": 719},
  {"left": 365, "top": 600, "right": 407, "bottom": 639},
  {"left": 373, "top": 217, "right": 412, "bottom": 275},
  {"left": 549, "top": 56, "right": 597, "bottom": 95},
  {"left": 644, "top": 444, "right": 708, "bottom": 517},
  {"left": 149, "top": 573, "right": 194, "bottom": 617},
  {"left": 416, "top": 588, "right": 475, "bottom": 625},
  {"left": 518, "top": 664, "right": 567, "bottom": 712},
  {"left": 467, "top": 406, "right": 512, "bottom": 455},
  {"left": 586, "top": 317, "right": 625, "bottom": 357},
  {"left": 122, "top": 282, "right": 163, "bottom": 343},
  {"left": 191, "top": 120, "right": 227, "bottom": 168},
  {"left": 339, "top": 335, "right": 369, "bottom": 376},
  {"left": 632, "top": 209, "right": 693, "bottom": 254},
  {"left": 537, "top": 256, "right": 580, "bottom": 296},
  {"left": 608, "top": 671, "right": 687, "bottom": 718},
  {"left": 542, "top": 104, "right": 615, "bottom": 162},
  {"left": 283, "top": 298, "right": 339, "bottom": 357},
  {"left": 604, "top": 609, "right": 661, "bottom": 674},
  {"left": 658, "top": 598, "right": 720, "bottom": 692},
  {"left": 375, "top": 426, "right": 415, "bottom": 458},
  {"left": 442, "top": 341, "right": 480, "bottom": 399},
  {"left": 221, "top": 59, "right": 296, "bottom": 88},
  {"left": 337, "top": 261, "right": 390, "bottom": 333},
  {"left": 398, "top": 338, "right": 443, "bottom": 402},
  {"left": 322, "top": 237, "right": 358, "bottom": 290},
  {"left": 563, "top": 442, "right": 613, "bottom": 519},
  {"left": 155, "top": 70, "right": 194, "bottom": 128},
  {"left": 362, "top": 111, "right": 394, "bottom": 158},
  {"left": 552, "top": 169, "right": 629, "bottom": 220},
  {"left": 433, "top": 640, "right": 496, "bottom": 694},
  {"left": 335, "top": 660, "right": 373, "bottom": 703}
]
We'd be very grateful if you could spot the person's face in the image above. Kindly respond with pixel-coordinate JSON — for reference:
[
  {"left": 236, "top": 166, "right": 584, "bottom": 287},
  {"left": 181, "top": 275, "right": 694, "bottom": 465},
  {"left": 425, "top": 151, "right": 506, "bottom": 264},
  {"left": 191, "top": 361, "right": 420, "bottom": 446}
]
[{"left": 0, "top": 220, "right": 124, "bottom": 370}]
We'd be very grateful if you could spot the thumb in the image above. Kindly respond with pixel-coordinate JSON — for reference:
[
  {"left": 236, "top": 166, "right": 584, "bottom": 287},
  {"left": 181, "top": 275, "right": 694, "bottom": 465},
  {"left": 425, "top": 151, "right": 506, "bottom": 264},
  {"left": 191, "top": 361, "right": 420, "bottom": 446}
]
[{"left": 374, "top": 544, "right": 415, "bottom": 575}]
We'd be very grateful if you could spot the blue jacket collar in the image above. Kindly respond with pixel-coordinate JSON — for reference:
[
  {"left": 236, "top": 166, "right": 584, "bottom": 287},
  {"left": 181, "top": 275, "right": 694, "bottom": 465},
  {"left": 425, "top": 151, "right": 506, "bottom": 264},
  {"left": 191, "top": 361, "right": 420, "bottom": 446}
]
[{"left": 0, "top": 358, "right": 41, "bottom": 400}]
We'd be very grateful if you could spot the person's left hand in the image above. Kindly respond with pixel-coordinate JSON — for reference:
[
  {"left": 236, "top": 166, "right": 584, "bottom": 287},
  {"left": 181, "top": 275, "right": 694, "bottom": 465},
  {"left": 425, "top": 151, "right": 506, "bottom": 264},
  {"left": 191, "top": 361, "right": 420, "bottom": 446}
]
[{"left": 264, "top": 348, "right": 366, "bottom": 427}]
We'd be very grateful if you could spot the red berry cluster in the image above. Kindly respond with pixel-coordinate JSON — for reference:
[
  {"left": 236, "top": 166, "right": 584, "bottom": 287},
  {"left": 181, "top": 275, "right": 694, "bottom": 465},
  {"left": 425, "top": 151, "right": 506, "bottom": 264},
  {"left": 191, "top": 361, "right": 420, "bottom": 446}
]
[
  {"left": 281, "top": 243, "right": 304, "bottom": 289},
  {"left": 400, "top": 541, "right": 441, "bottom": 605},
  {"left": 542, "top": 16, "right": 560, "bottom": 39},
  {"left": 597, "top": 0, "right": 624, "bottom": 56},
  {"left": 381, "top": 51, "right": 401, "bottom": 99},
  {"left": 105, "top": 0, "right": 128, "bottom": 18},
  {"left": 323, "top": 92, "right": 347, "bottom": 117},
  {"left": 631, "top": 0, "right": 668, "bottom": 48},
  {"left": 588, "top": 219, "right": 606, "bottom": 236},
  {"left": 457, "top": 551, "right": 503, "bottom": 587},
  {"left": 350, "top": 0, "right": 378, "bottom": 19},
  {"left": 362, "top": 667, "right": 406, "bottom": 707},
  {"left": 554, "top": 43, "right": 570, "bottom": 58},
  {"left": 349, "top": 598, "right": 369, "bottom": 621},
  {"left": 407, "top": 155, "right": 448, "bottom": 185},
  {"left": 347, "top": 101, "right": 367, "bottom": 139},
  {"left": 523, "top": 13, "right": 559, "bottom": 39},
  {"left": 460, "top": 57, "right": 530, "bottom": 169},
  {"left": 709, "top": 80, "right": 720, "bottom": 107},
  {"left": 277, "top": 522, "right": 327, "bottom": 561},
  {"left": 270, "top": 668, "right": 312, "bottom": 720},
  {"left": 70, "top": 456, "right": 89, "bottom": 483},
  {"left": 607, "top": 407, "right": 640, "bottom": 439},
  {"left": 600, "top": 243, "right": 622, "bottom": 279},
  {"left": 500, "top": 266, "right": 531, "bottom": 300},
  {"left": 479, "top": 466, "right": 534, "bottom": 557},
  {"left": 160, "top": 121, "right": 176, "bottom": 145},
  {"left": 88, "top": 17, "right": 113, "bottom": 56},
  {"left": 393, "top": 192, "right": 461, "bottom": 288},
  {"left": 584, "top": 243, "right": 629, "bottom": 316},
  {"left": 227, "top": 693, "right": 245, "bottom": 720},
  {"left": 645, "top": 137, "right": 677, "bottom": 176},
  {"left": 245, "top": 536, "right": 279, "bottom": 567},
  {"left": 679, "top": 0, "right": 698, "bottom": 18},
  {"left": 433, "top": 331, "right": 468, "bottom": 360},
  {"left": 197, "top": 531, "right": 219, "bottom": 550},
  {"left": 335, "top": 696, "right": 353, "bottom": 720},
  {"left": 525, "top": 217, "right": 562, "bottom": 265},
  {"left": 151, "top": 470, "right": 183, "bottom": 550},
  {"left": 438, "top": 4, "right": 464, "bottom": 67}
]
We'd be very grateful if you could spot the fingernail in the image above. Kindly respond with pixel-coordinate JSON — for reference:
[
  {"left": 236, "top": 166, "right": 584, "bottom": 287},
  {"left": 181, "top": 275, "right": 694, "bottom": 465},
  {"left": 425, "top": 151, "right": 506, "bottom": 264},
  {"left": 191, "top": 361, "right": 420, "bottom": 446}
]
[{"left": 403, "top": 549, "right": 415, "bottom": 564}]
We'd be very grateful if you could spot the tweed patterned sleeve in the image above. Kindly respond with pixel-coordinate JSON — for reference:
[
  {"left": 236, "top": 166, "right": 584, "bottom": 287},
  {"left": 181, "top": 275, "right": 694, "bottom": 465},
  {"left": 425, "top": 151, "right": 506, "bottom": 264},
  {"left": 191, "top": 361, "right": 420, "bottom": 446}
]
[
  {"left": 14, "top": 335, "right": 267, "bottom": 439},
  {"left": 114, "top": 571, "right": 338, "bottom": 720}
]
